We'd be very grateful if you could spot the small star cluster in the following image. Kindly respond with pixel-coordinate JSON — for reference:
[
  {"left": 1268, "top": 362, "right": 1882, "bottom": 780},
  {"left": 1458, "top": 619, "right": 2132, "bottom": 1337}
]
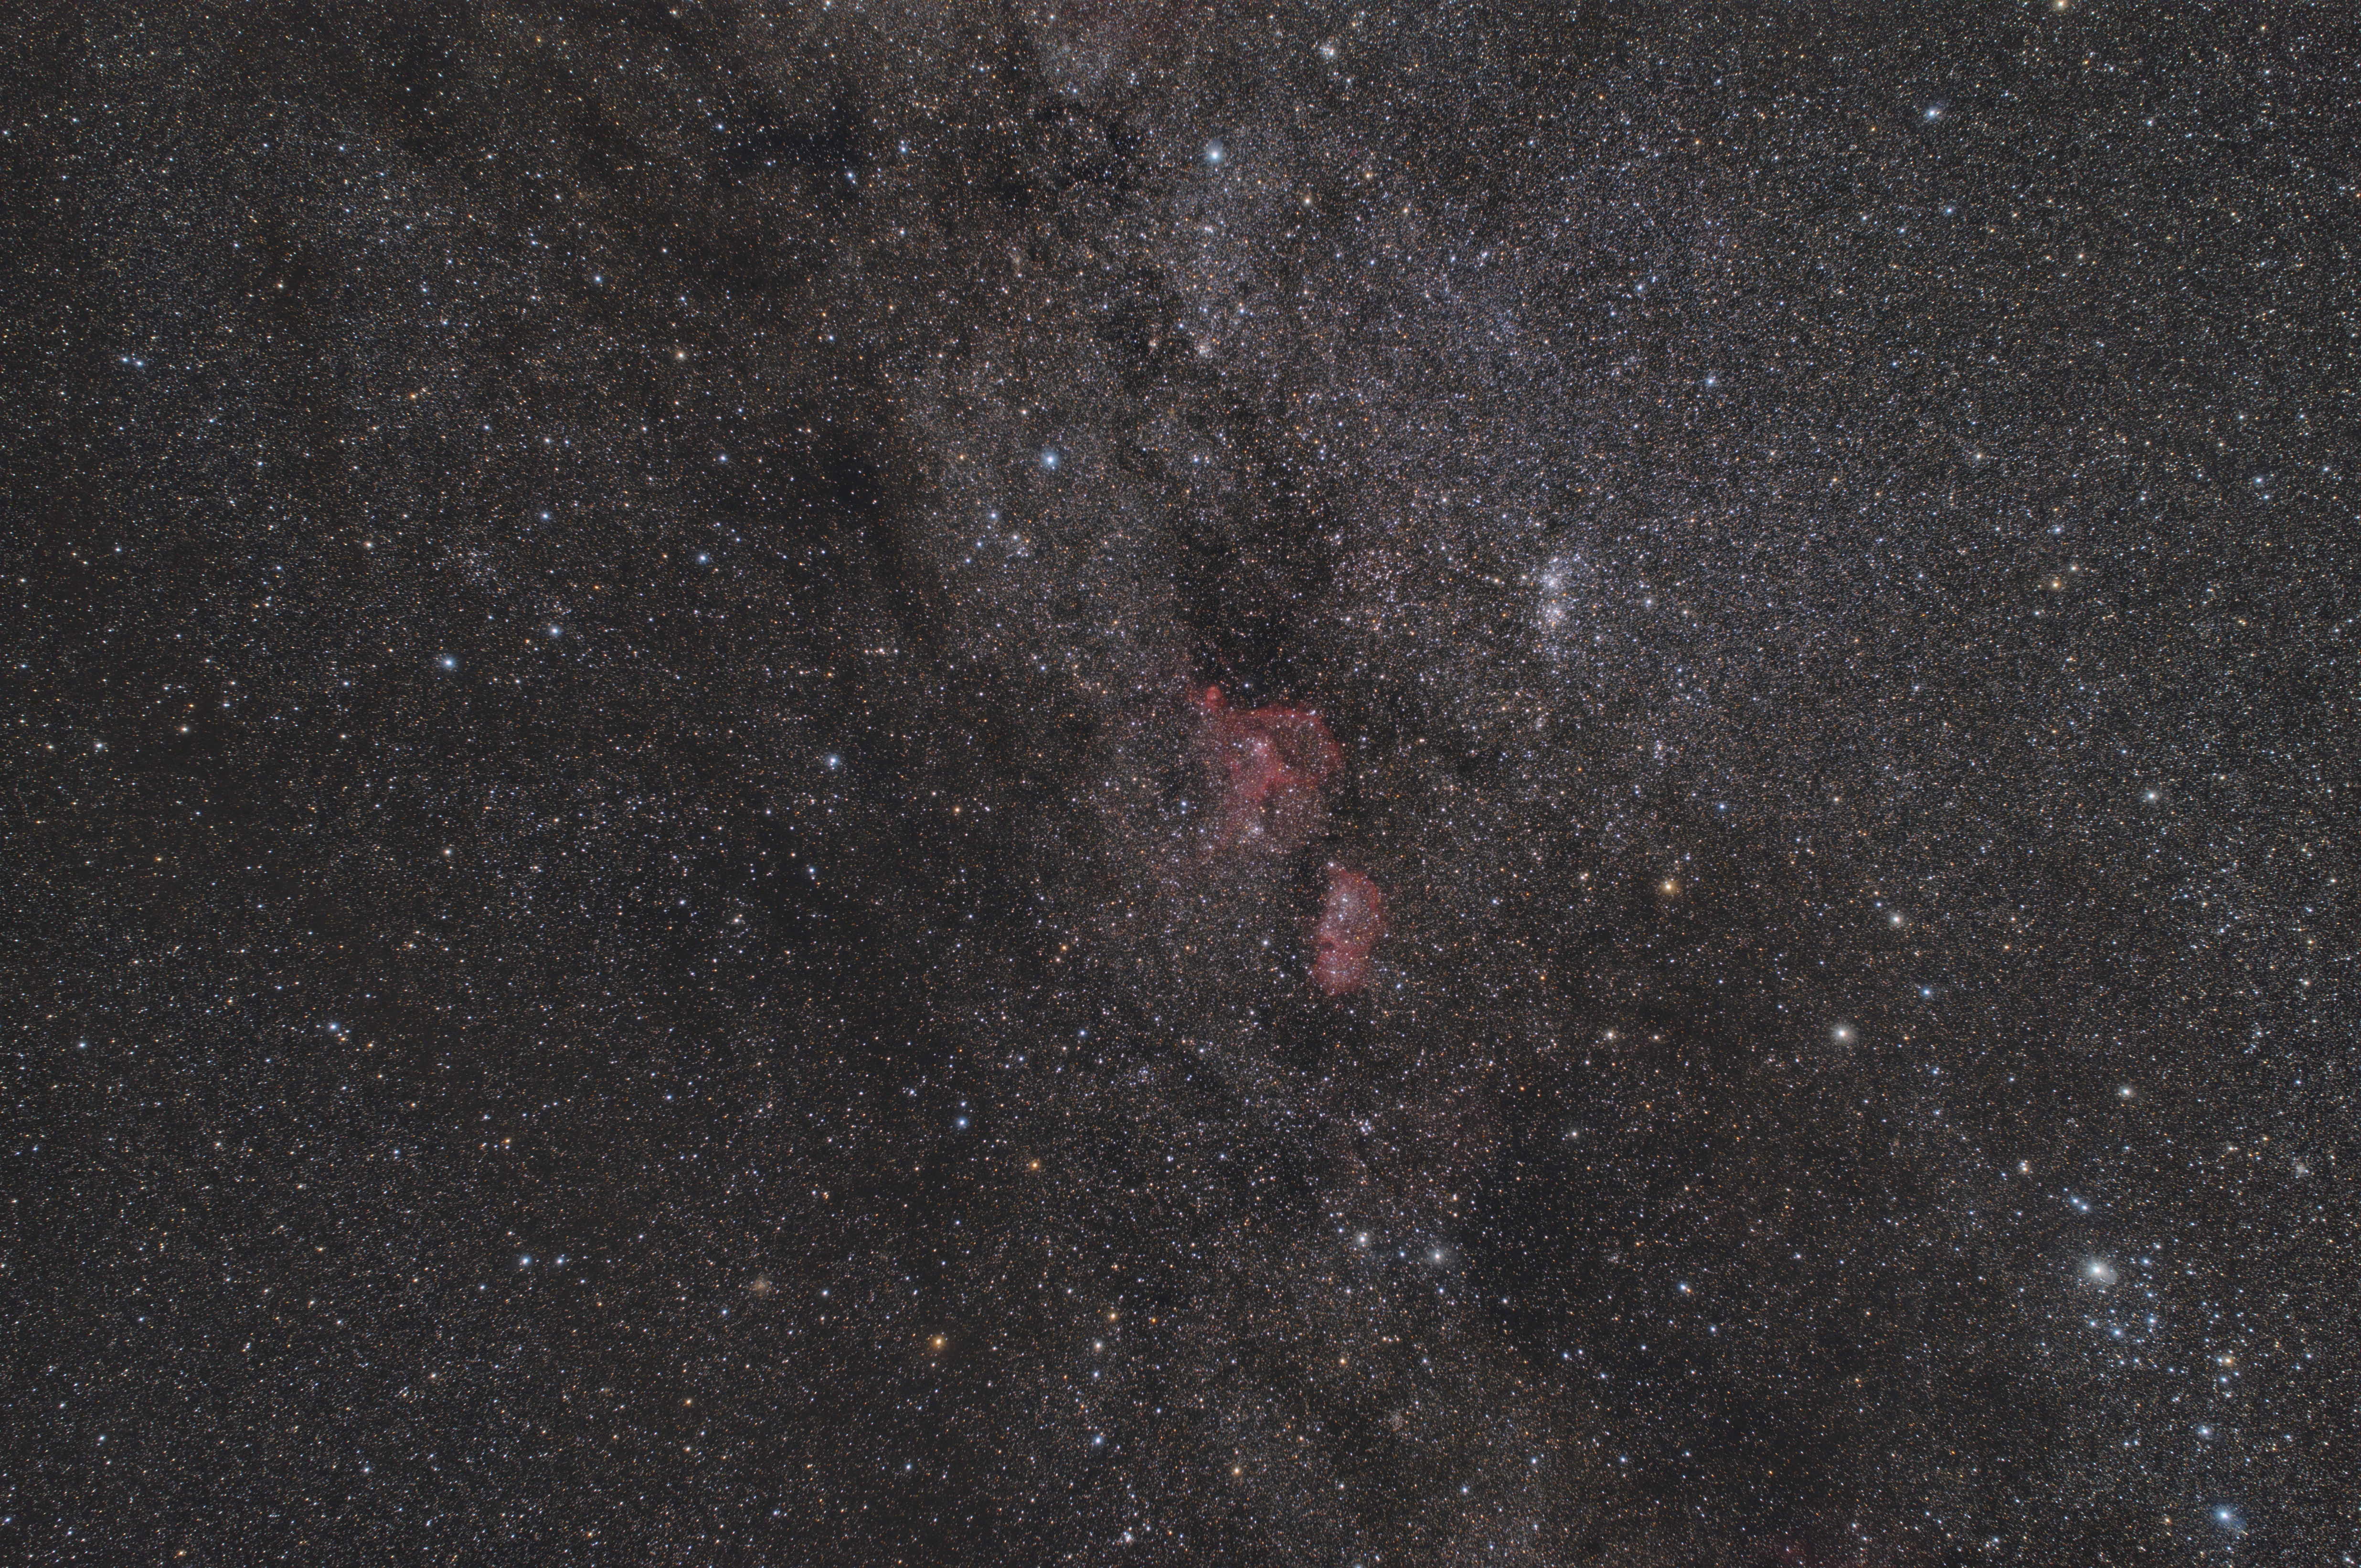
[{"left": 5, "top": 2, "right": 2353, "bottom": 1563}]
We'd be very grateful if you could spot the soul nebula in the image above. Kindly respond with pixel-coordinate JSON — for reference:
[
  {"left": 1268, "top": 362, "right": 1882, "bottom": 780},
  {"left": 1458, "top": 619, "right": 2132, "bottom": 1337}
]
[{"left": 1310, "top": 863, "right": 1387, "bottom": 996}]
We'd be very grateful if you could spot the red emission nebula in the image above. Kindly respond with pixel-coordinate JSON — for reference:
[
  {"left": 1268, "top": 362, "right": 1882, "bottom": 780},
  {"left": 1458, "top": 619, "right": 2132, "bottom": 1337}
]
[
  {"left": 1310, "top": 864, "right": 1386, "bottom": 996},
  {"left": 1192, "top": 685, "right": 1386, "bottom": 995}
]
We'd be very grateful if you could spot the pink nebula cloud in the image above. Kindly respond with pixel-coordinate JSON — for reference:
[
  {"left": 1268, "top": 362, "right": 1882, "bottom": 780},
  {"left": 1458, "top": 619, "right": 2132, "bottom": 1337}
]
[
  {"left": 1193, "top": 685, "right": 1341, "bottom": 853},
  {"left": 1310, "top": 863, "right": 1386, "bottom": 996}
]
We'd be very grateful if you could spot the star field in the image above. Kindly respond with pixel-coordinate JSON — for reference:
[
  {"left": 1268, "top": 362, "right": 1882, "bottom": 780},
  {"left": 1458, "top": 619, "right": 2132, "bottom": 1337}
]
[{"left": 5, "top": 2, "right": 2354, "bottom": 1563}]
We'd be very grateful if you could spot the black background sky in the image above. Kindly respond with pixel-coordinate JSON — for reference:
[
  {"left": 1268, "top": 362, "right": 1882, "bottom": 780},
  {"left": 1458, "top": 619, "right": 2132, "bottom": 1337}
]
[{"left": 5, "top": 2, "right": 2355, "bottom": 1563}]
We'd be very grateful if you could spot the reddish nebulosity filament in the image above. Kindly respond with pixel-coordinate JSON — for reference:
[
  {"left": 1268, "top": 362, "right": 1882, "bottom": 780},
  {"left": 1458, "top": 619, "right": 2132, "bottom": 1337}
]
[
  {"left": 1310, "top": 863, "right": 1387, "bottom": 996},
  {"left": 1191, "top": 685, "right": 1385, "bottom": 995},
  {"left": 1193, "top": 685, "right": 1342, "bottom": 852}
]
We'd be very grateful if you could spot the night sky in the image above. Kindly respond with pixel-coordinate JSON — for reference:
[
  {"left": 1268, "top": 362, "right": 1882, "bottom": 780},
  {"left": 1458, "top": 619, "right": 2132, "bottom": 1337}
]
[{"left": 7, "top": 2, "right": 2355, "bottom": 1562}]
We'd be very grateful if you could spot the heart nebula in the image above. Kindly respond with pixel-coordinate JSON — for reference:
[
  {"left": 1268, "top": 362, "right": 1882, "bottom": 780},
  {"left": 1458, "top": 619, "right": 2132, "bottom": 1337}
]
[{"left": 1193, "top": 685, "right": 1342, "bottom": 853}]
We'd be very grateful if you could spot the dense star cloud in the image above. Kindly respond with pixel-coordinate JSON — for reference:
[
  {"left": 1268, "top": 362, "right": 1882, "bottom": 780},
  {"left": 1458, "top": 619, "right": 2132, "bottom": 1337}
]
[{"left": 6, "top": 1, "right": 2354, "bottom": 1562}]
